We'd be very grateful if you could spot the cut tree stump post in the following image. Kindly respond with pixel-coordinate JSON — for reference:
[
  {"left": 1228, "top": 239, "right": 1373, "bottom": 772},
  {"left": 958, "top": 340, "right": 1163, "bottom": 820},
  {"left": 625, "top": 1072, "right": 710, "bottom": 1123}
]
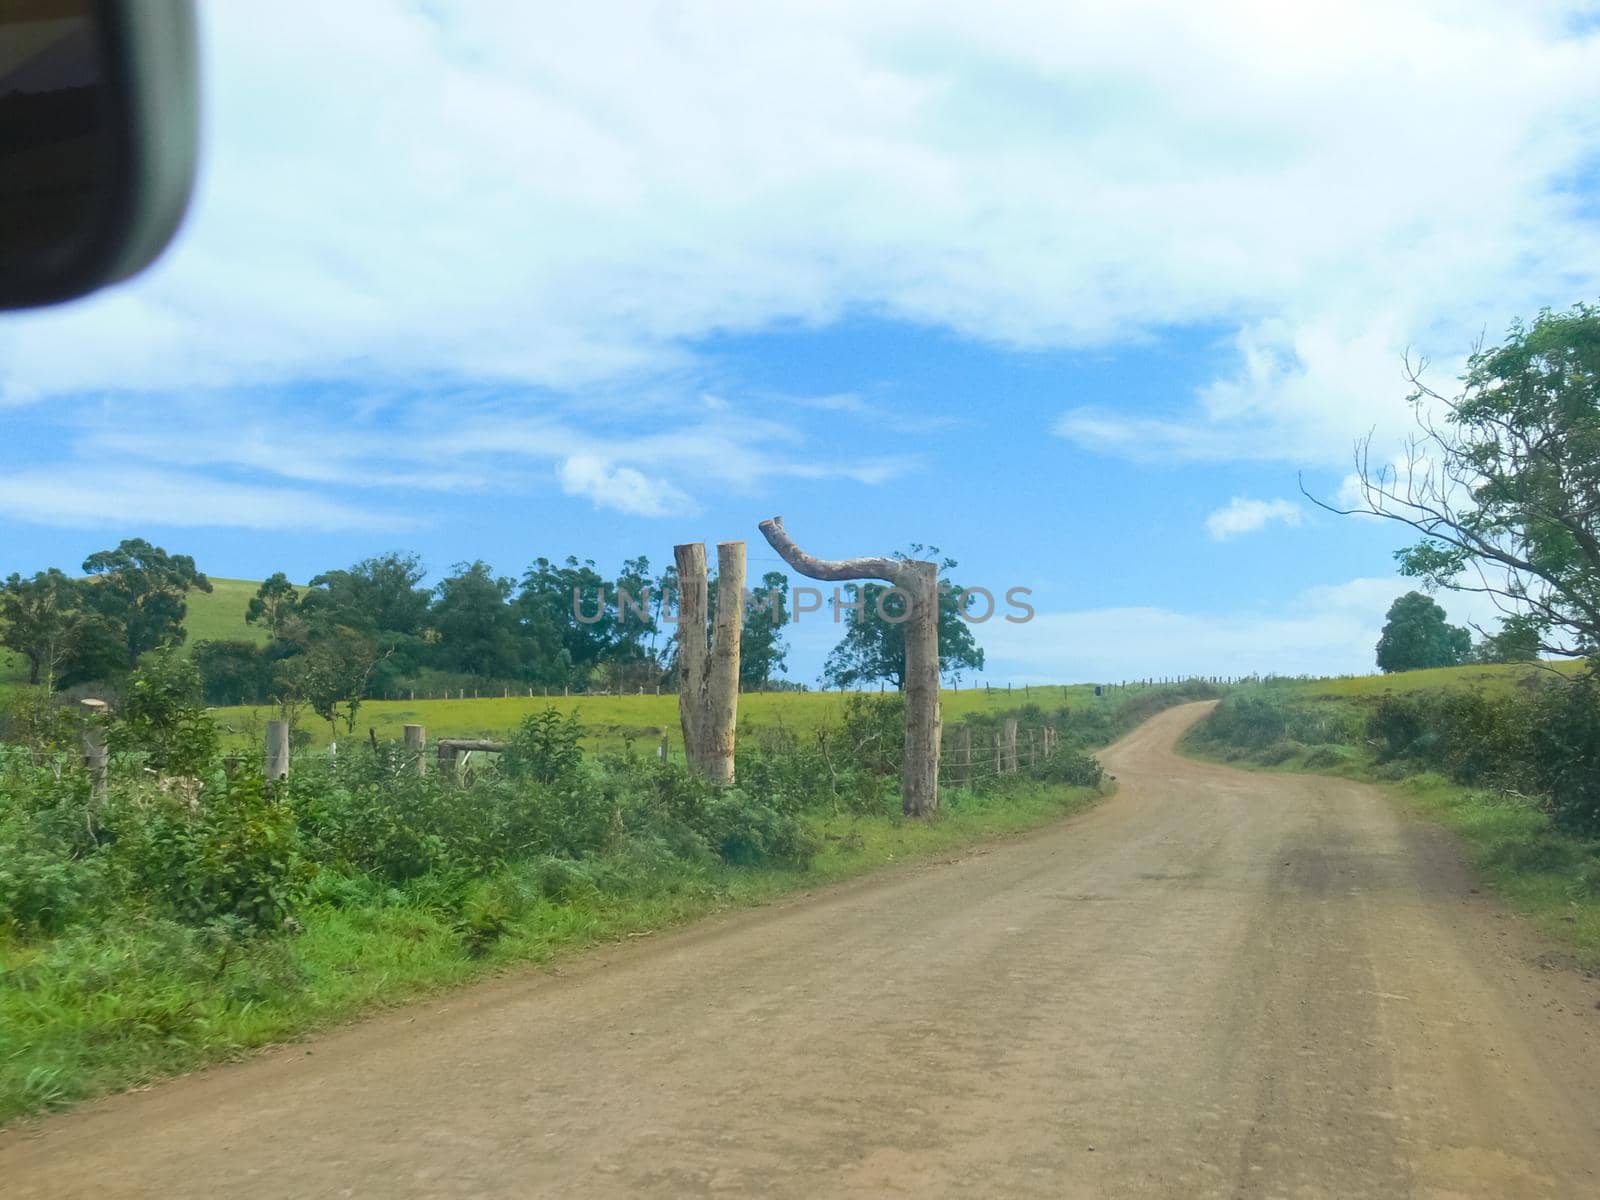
[
  {"left": 758, "top": 516, "right": 942, "bottom": 817},
  {"left": 266, "top": 720, "right": 290, "bottom": 780},
  {"left": 674, "top": 540, "right": 745, "bottom": 784},
  {"left": 79, "top": 698, "right": 109, "bottom": 799},
  {"left": 404, "top": 724, "right": 426, "bottom": 775}
]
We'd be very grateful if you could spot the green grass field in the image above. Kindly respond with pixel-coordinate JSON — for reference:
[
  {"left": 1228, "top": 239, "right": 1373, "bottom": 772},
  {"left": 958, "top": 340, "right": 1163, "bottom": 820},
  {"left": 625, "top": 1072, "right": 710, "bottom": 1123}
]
[
  {"left": 1283, "top": 659, "right": 1582, "bottom": 700},
  {"left": 212, "top": 683, "right": 1107, "bottom": 753}
]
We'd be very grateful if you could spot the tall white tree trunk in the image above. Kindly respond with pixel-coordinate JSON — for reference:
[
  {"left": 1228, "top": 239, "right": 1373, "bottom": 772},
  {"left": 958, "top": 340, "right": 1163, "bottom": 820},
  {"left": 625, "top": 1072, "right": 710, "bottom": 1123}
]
[
  {"left": 757, "top": 516, "right": 942, "bottom": 817},
  {"left": 674, "top": 540, "right": 745, "bottom": 785}
]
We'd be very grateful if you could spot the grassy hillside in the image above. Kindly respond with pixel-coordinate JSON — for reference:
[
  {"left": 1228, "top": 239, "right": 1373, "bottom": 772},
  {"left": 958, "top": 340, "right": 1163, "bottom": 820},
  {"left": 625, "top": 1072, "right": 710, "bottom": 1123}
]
[
  {"left": 1273, "top": 659, "right": 1582, "bottom": 700},
  {"left": 181, "top": 577, "right": 272, "bottom": 647}
]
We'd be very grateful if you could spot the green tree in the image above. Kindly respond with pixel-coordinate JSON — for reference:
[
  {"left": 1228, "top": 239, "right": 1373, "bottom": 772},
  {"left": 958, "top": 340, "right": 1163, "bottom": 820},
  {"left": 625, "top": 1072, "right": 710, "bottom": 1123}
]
[
  {"left": 429, "top": 560, "right": 522, "bottom": 678},
  {"left": 516, "top": 556, "right": 618, "bottom": 690},
  {"left": 1328, "top": 303, "right": 1600, "bottom": 657},
  {"left": 740, "top": 571, "right": 790, "bottom": 689},
  {"left": 245, "top": 572, "right": 301, "bottom": 638},
  {"left": 1375, "top": 591, "right": 1472, "bottom": 673},
  {"left": 80, "top": 538, "right": 211, "bottom": 671},
  {"left": 1472, "top": 619, "right": 1542, "bottom": 664},
  {"left": 299, "top": 552, "right": 428, "bottom": 692},
  {"left": 272, "top": 625, "right": 381, "bottom": 740},
  {"left": 823, "top": 552, "right": 984, "bottom": 690},
  {"left": 0, "top": 568, "right": 93, "bottom": 691},
  {"left": 193, "top": 639, "right": 271, "bottom": 706},
  {"left": 301, "top": 552, "right": 430, "bottom": 638}
]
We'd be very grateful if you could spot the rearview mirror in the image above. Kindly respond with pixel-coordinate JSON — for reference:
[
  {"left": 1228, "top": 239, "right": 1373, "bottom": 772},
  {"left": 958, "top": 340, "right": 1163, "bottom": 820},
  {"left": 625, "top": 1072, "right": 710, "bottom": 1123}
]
[{"left": 0, "top": 0, "right": 198, "bottom": 310}]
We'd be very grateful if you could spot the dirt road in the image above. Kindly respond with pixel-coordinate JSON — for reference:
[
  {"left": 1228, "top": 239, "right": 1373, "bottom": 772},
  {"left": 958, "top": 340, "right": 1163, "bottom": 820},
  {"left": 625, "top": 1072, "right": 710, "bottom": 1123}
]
[{"left": 5, "top": 701, "right": 1600, "bottom": 1198}]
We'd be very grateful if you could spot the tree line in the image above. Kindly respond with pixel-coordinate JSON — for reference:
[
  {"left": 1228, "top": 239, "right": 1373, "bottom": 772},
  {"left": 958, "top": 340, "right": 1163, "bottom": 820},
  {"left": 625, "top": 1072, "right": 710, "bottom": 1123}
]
[{"left": 2, "top": 540, "right": 988, "bottom": 725}]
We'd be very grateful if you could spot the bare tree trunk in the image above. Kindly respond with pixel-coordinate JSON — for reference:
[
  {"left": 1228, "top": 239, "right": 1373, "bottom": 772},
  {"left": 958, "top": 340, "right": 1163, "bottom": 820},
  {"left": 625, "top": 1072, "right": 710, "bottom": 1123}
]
[
  {"left": 901, "top": 559, "right": 941, "bottom": 813},
  {"left": 674, "top": 540, "right": 745, "bottom": 785},
  {"left": 757, "top": 516, "right": 942, "bottom": 816},
  {"left": 266, "top": 720, "right": 290, "bottom": 781}
]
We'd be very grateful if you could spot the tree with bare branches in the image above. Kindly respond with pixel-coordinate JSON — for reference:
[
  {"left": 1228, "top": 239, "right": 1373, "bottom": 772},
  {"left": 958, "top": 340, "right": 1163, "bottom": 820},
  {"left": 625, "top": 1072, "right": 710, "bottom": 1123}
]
[
  {"left": 1310, "top": 303, "right": 1600, "bottom": 658},
  {"left": 757, "top": 517, "right": 941, "bottom": 816}
]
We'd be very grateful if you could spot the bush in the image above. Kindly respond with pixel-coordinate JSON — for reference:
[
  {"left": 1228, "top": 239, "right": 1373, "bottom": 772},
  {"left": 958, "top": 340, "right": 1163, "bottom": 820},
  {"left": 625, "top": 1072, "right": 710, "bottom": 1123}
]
[
  {"left": 1199, "top": 690, "right": 1290, "bottom": 751},
  {"left": 698, "top": 787, "right": 817, "bottom": 867},
  {"left": 1032, "top": 747, "right": 1104, "bottom": 787},
  {"left": 110, "top": 650, "right": 219, "bottom": 777},
  {"left": 0, "top": 848, "right": 103, "bottom": 938},
  {"left": 117, "top": 771, "right": 304, "bottom": 929},
  {"left": 1255, "top": 740, "right": 1302, "bottom": 766},
  {"left": 1529, "top": 671, "right": 1600, "bottom": 835},
  {"left": 502, "top": 708, "right": 585, "bottom": 784}
]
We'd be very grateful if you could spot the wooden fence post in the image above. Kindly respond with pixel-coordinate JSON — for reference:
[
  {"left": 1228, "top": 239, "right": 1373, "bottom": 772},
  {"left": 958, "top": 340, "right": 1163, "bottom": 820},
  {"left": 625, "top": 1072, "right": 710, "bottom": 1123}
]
[
  {"left": 266, "top": 720, "right": 290, "bottom": 780},
  {"left": 405, "top": 724, "right": 426, "bottom": 775},
  {"left": 955, "top": 724, "right": 971, "bottom": 788},
  {"left": 79, "top": 698, "right": 109, "bottom": 798},
  {"left": 1004, "top": 717, "right": 1019, "bottom": 774}
]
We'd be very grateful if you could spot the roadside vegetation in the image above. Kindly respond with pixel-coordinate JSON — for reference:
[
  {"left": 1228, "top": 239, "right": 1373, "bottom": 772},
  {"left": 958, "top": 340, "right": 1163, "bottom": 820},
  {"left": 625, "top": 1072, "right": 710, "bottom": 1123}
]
[
  {"left": 1185, "top": 672, "right": 1600, "bottom": 960},
  {"left": 0, "top": 660, "right": 1214, "bottom": 1125}
]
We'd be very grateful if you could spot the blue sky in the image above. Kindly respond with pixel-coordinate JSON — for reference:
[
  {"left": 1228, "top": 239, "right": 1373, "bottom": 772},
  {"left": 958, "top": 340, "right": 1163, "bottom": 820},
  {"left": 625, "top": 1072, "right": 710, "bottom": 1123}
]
[{"left": 6, "top": 1, "right": 1600, "bottom": 684}]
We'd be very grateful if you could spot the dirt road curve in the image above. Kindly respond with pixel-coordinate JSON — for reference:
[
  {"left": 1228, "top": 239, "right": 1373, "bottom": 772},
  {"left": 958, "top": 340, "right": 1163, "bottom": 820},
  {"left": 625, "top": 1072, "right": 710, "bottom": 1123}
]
[{"left": 5, "top": 702, "right": 1600, "bottom": 1198}]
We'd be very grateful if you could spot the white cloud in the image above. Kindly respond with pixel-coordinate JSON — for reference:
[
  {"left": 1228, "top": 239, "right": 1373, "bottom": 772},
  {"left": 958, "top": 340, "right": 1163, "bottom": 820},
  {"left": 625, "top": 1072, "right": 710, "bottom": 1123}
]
[
  {"left": 975, "top": 575, "right": 1506, "bottom": 683},
  {"left": 0, "top": 467, "right": 413, "bottom": 532},
  {"left": 0, "top": 0, "right": 1594, "bottom": 466},
  {"left": 1205, "top": 496, "right": 1303, "bottom": 540},
  {"left": 557, "top": 455, "right": 696, "bottom": 517}
]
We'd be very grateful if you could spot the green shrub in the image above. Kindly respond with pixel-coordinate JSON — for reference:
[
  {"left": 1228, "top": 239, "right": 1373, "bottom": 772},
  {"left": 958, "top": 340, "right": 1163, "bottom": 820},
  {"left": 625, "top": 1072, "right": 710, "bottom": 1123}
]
[
  {"left": 0, "top": 849, "right": 103, "bottom": 937},
  {"left": 110, "top": 649, "right": 219, "bottom": 777},
  {"left": 502, "top": 708, "right": 585, "bottom": 783},
  {"left": 116, "top": 771, "right": 304, "bottom": 929},
  {"left": 1255, "top": 740, "right": 1302, "bottom": 766},
  {"left": 1529, "top": 671, "right": 1600, "bottom": 835},
  {"left": 699, "top": 788, "right": 817, "bottom": 867},
  {"left": 1032, "top": 747, "right": 1104, "bottom": 787},
  {"left": 1201, "top": 690, "right": 1291, "bottom": 751}
]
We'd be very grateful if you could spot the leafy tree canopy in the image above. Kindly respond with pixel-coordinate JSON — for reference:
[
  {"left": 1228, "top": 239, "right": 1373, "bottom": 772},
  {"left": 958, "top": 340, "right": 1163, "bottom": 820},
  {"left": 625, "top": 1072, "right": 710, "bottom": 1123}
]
[
  {"left": 741, "top": 571, "right": 791, "bottom": 690},
  {"left": 1331, "top": 303, "right": 1600, "bottom": 658},
  {"left": 0, "top": 568, "right": 93, "bottom": 691},
  {"left": 81, "top": 538, "right": 211, "bottom": 672},
  {"left": 823, "top": 549, "right": 984, "bottom": 690},
  {"left": 1375, "top": 591, "right": 1472, "bottom": 673}
]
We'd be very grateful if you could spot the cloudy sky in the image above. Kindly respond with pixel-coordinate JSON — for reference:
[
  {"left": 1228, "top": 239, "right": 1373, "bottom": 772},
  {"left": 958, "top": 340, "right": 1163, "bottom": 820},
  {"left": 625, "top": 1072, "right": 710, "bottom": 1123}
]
[{"left": 7, "top": 0, "right": 1600, "bottom": 683}]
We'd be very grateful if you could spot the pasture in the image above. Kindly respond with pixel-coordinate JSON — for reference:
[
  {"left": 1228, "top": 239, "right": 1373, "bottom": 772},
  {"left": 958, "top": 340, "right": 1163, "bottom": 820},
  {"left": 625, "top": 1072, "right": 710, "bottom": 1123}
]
[{"left": 210, "top": 683, "right": 1108, "bottom": 753}]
